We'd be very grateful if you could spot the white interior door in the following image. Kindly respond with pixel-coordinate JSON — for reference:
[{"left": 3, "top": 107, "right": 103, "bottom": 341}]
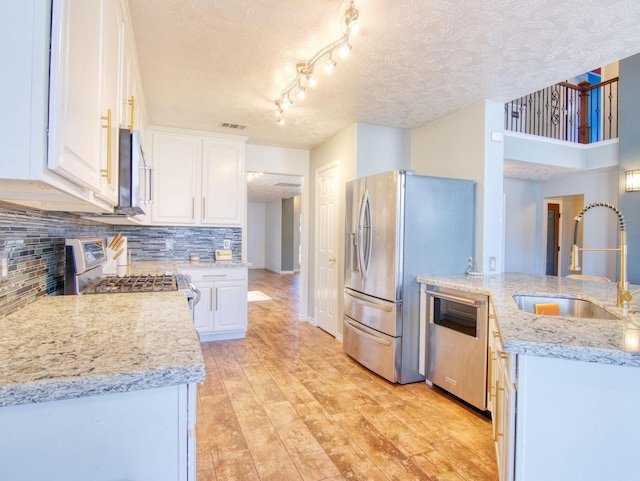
[{"left": 315, "top": 162, "right": 339, "bottom": 336}]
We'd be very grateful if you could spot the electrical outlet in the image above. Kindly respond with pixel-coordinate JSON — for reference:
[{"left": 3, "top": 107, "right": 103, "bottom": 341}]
[
  {"left": 223, "top": 239, "right": 231, "bottom": 249},
  {"left": 0, "top": 257, "right": 7, "bottom": 278},
  {"left": 165, "top": 238, "right": 174, "bottom": 250},
  {"left": 489, "top": 257, "right": 496, "bottom": 271}
]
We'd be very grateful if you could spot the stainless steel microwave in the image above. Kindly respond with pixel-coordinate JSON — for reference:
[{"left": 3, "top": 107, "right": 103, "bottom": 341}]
[{"left": 115, "top": 129, "right": 152, "bottom": 215}]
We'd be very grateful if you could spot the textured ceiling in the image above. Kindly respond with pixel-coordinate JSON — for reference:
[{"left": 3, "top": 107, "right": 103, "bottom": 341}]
[
  {"left": 247, "top": 172, "right": 303, "bottom": 203},
  {"left": 128, "top": 0, "right": 640, "bottom": 154},
  {"left": 503, "top": 159, "right": 580, "bottom": 182}
]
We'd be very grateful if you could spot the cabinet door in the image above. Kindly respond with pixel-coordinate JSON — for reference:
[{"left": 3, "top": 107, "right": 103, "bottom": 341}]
[
  {"left": 96, "top": 0, "right": 123, "bottom": 205},
  {"left": 495, "top": 364, "right": 515, "bottom": 481},
  {"left": 151, "top": 133, "right": 200, "bottom": 224},
  {"left": 201, "top": 139, "right": 245, "bottom": 225},
  {"left": 48, "top": 0, "right": 103, "bottom": 193},
  {"left": 213, "top": 281, "right": 247, "bottom": 332},
  {"left": 192, "top": 281, "right": 214, "bottom": 333}
]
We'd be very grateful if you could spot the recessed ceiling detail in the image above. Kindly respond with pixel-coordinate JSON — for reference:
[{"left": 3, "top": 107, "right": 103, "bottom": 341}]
[
  {"left": 247, "top": 173, "right": 303, "bottom": 203},
  {"left": 273, "top": 182, "right": 301, "bottom": 188},
  {"left": 221, "top": 122, "right": 246, "bottom": 130}
]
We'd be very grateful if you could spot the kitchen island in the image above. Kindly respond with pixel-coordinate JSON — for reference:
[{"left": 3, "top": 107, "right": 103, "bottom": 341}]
[
  {"left": 0, "top": 290, "right": 204, "bottom": 481},
  {"left": 418, "top": 273, "right": 640, "bottom": 481}
]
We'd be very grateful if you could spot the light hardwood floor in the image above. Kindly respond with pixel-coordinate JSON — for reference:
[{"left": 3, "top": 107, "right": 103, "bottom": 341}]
[{"left": 196, "top": 269, "right": 498, "bottom": 481}]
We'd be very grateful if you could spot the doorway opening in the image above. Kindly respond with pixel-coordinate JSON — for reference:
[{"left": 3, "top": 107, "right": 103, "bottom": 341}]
[
  {"left": 544, "top": 194, "right": 584, "bottom": 277},
  {"left": 246, "top": 172, "right": 303, "bottom": 274}
]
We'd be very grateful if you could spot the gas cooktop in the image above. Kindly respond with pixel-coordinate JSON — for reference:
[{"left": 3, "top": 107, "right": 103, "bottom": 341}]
[{"left": 83, "top": 274, "right": 179, "bottom": 294}]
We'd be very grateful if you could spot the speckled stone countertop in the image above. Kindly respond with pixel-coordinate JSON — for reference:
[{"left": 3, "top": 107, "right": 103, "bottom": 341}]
[
  {"left": 113, "top": 260, "right": 250, "bottom": 276},
  {"left": 417, "top": 273, "right": 640, "bottom": 367},
  {"left": 0, "top": 291, "right": 205, "bottom": 407}
]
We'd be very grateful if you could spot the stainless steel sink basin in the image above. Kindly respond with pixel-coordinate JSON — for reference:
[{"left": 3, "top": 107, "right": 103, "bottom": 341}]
[{"left": 512, "top": 294, "right": 619, "bottom": 320}]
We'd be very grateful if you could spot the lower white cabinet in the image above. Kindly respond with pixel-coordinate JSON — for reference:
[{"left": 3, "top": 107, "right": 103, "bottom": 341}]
[
  {"left": 0, "top": 384, "right": 197, "bottom": 481},
  {"left": 182, "top": 266, "right": 248, "bottom": 341},
  {"left": 488, "top": 311, "right": 516, "bottom": 481}
]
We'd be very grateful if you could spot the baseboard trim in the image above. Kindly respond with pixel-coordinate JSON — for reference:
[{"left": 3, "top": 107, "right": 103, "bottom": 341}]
[{"left": 306, "top": 316, "right": 317, "bottom": 326}]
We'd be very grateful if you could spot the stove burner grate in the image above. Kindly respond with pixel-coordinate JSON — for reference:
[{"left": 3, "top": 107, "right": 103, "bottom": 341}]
[{"left": 85, "top": 274, "right": 178, "bottom": 294}]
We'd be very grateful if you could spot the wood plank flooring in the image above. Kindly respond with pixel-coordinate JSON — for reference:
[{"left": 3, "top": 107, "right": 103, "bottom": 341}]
[{"left": 196, "top": 269, "right": 498, "bottom": 481}]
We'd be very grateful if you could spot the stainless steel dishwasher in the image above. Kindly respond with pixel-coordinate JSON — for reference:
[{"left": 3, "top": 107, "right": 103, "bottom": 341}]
[{"left": 421, "top": 284, "right": 489, "bottom": 411}]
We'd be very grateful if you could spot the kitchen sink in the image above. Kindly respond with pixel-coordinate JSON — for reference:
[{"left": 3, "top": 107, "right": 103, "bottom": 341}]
[{"left": 512, "top": 294, "right": 620, "bottom": 320}]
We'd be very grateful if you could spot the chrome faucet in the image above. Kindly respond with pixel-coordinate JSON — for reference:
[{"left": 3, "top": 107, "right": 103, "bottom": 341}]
[{"left": 569, "top": 202, "right": 631, "bottom": 309}]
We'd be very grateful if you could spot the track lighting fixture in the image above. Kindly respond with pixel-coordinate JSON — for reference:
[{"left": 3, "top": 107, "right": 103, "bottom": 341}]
[{"left": 274, "top": 1, "right": 359, "bottom": 125}]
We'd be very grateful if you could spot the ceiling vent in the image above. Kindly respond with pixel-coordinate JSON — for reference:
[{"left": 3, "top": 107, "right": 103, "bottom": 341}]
[
  {"left": 221, "top": 122, "right": 246, "bottom": 130},
  {"left": 274, "top": 182, "right": 302, "bottom": 187}
]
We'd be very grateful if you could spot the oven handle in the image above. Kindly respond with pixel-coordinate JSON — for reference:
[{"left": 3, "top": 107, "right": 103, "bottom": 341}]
[
  {"left": 188, "top": 281, "right": 201, "bottom": 306},
  {"left": 425, "top": 290, "right": 484, "bottom": 307},
  {"left": 344, "top": 318, "right": 392, "bottom": 346},
  {"left": 345, "top": 290, "right": 393, "bottom": 312}
]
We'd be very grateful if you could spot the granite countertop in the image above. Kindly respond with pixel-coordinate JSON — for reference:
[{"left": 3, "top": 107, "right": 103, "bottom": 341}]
[
  {"left": 0, "top": 291, "right": 205, "bottom": 407},
  {"left": 417, "top": 273, "right": 640, "bottom": 367},
  {"left": 113, "top": 260, "right": 250, "bottom": 276}
]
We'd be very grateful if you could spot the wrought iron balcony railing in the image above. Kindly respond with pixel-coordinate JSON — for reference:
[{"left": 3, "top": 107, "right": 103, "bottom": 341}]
[{"left": 504, "top": 78, "right": 619, "bottom": 144}]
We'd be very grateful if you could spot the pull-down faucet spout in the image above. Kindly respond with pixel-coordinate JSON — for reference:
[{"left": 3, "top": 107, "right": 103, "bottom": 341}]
[{"left": 569, "top": 202, "right": 630, "bottom": 309}]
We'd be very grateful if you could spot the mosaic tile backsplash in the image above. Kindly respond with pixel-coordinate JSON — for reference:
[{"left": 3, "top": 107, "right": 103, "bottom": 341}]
[{"left": 0, "top": 201, "right": 242, "bottom": 318}]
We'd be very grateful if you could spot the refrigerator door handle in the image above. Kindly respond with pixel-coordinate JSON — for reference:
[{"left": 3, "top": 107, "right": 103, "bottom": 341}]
[
  {"left": 344, "top": 318, "right": 392, "bottom": 346},
  {"left": 345, "top": 289, "right": 394, "bottom": 312},
  {"left": 358, "top": 190, "right": 372, "bottom": 279}
]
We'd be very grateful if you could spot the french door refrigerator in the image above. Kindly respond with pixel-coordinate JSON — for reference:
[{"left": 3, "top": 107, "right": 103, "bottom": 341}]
[{"left": 343, "top": 170, "right": 475, "bottom": 384}]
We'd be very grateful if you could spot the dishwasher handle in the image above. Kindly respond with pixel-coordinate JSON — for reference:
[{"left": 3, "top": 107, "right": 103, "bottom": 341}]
[{"left": 425, "top": 290, "right": 484, "bottom": 307}]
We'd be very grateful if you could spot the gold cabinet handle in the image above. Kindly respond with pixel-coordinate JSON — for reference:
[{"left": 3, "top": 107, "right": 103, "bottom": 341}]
[
  {"left": 499, "top": 351, "right": 509, "bottom": 360},
  {"left": 101, "top": 109, "right": 112, "bottom": 184},
  {"left": 496, "top": 381, "right": 505, "bottom": 438},
  {"left": 127, "top": 96, "right": 135, "bottom": 131},
  {"left": 328, "top": 257, "right": 336, "bottom": 263},
  {"left": 192, "top": 198, "right": 195, "bottom": 218},
  {"left": 488, "top": 349, "right": 496, "bottom": 401},
  {"left": 202, "top": 197, "right": 205, "bottom": 219}
]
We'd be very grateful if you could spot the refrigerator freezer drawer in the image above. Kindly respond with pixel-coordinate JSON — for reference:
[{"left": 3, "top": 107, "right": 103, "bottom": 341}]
[
  {"left": 343, "top": 316, "right": 401, "bottom": 383},
  {"left": 344, "top": 288, "right": 400, "bottom": 337}
]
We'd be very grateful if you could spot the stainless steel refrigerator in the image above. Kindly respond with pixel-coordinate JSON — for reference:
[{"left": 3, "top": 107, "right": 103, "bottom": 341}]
[{"left": 343, "top": 170, "right": 475, "bottom": 384}]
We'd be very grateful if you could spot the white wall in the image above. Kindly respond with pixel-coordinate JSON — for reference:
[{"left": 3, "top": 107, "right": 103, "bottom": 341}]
[
  {"left": 540, "top": 167, "right": 619, "bottom": 281},
  {"left": 309, "top": 124, "right": 357, "bottom": 329},
  {"left": 504, "top": 178, "right": 540, "bottom": 273},
  {"left": 245, "top": 144, "right": 310, "bottom": 318},
  {"left": 264, "top": 199, "right": 282, "bottom": 273},
  {"left": 356, "top": 124, "right": 411, "bottom": 178},
  {"left": 411, "top": 100, "right": 505, "bottom": 274},
  {"left": 247, "top": 202, "right": 265, "bottom": 269}
]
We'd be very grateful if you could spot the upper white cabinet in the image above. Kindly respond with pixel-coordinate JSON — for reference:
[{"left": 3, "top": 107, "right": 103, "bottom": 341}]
[
  {"left": 0, "top": 0, "right": 146, "bottom": 213},
  {"left": 150, "top": 129, "right": 247, "bottom": 227},
  {"left": 150, "top": 133, "right": 201, "bottom": 224},
  {"left": 48, "top": 0, "right": 121, "bottom": 206},
  {"left": 201, "top": 138, "right": 246, "bottom": 225}
]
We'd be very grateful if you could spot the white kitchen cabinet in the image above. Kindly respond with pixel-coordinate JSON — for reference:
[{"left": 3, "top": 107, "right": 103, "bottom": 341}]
[
  {"left": 201, "top": 138, "right": 245, "bottom": 225},
  {"left": 0, "top": 0, "right": 147, "bottom": 213},
  {"left": 48, "top": 0, "right": 121, "bottom": 207},
  {"left": 0, "top": 383, "right": 196, "bottom": 481},
  {"left": 181, "top": 267, "right": 248, "bottom": 341},
  {"left": 151, "top": 133, "right": 201, "bottom": 224},
  {"left": 488, "top": 312, "right": 516, "bottom": 481},
  {"left": 149, "top": 129, "right": 247, "bottom": 226}
]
